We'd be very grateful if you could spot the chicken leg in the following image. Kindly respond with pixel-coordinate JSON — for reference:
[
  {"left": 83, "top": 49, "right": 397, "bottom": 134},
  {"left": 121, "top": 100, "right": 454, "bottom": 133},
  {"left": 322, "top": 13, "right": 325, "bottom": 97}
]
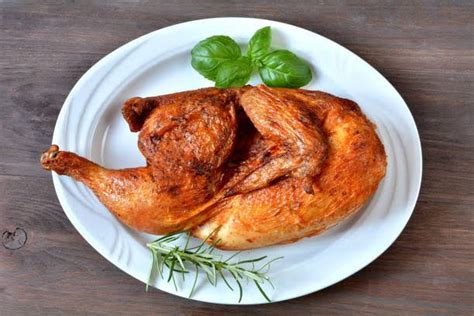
[{"left": 41, "top": 88, "right": 238, "bottom": 234}]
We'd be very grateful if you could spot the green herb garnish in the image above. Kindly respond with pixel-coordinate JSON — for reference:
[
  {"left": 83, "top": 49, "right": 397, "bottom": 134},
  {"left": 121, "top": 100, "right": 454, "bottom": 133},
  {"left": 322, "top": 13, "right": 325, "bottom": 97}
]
[
  {"left": 146, "top": 231, "right": 282, "bottom": 302},
  {"left": 191, "top": 35, "right": 241, "bottom": 81},
  {"left": 215, "top": 56, "right": 253, "bottom": 88},
  {"left": 247, "top": 26, "right": 272, "bottom": 63},
  {"left": 191, "top": 26, "right": 312, "bottom": 88},
  {"left": 259, "top": 50, "right": 313, "bottom": 88}
]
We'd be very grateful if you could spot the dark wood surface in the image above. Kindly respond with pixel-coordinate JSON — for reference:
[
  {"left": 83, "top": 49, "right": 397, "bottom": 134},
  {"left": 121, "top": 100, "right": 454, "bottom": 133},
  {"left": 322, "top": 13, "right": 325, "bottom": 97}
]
[{"left": 1, "top": 1, "right": 473, "bottom": 315}]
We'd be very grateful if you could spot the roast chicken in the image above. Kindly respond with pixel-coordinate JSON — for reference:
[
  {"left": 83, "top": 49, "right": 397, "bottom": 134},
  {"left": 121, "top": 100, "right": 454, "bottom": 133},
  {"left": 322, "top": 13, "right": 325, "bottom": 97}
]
[{"left": 41, "top": 85, "right": 386, "bottom": 249}]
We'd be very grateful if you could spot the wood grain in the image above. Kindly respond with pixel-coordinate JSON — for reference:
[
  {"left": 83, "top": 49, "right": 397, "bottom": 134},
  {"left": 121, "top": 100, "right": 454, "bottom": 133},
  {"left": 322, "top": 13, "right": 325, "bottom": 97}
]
[{"left": 1, "top": 1, "right": 473, "bottom": 315}]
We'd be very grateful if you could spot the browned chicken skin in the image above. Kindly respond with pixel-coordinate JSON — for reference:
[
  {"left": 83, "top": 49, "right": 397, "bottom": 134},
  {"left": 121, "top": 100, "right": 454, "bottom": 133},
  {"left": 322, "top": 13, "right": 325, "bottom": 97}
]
[{"left": 41, "top": 85, "right": 386, "bottom": 249}]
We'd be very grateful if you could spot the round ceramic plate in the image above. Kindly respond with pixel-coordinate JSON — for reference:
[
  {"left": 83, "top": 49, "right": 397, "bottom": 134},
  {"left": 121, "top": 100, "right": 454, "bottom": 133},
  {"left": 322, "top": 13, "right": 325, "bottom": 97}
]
[{"left": 51, "top": 18, "right": 422, "bottom": 304}]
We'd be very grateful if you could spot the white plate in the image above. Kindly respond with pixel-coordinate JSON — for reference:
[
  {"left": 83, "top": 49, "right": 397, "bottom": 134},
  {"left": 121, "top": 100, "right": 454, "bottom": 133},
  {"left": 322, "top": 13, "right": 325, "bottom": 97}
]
[{"left": 51, "top": 18, "right": 422, "bottom": 304}]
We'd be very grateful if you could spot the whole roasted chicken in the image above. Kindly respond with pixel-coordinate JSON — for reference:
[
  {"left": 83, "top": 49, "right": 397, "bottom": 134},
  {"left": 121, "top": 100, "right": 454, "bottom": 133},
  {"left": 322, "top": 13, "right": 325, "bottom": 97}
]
[{"left": 41, "top": 85, "right": 386, "bottom": 249}]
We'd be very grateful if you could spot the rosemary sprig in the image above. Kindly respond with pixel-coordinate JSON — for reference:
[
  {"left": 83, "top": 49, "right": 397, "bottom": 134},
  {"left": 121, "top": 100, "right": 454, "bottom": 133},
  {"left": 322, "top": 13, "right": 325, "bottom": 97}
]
[{"left": 146, "top": 231, "right": 282, "bottom": 303}]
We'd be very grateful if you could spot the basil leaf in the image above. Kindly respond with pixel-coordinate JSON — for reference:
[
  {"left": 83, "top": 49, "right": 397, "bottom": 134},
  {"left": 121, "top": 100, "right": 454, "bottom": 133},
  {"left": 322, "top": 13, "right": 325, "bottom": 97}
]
[
  {"left": 259, "top": 50, "right": 312, "bottom": 88},
  {"left": 215, "top": 57, "right": 253, "bottom": 88},
  {"left": 191, "top": 35, "right": 241, "bottom": 81},
  {"left": 247, "top": 26, "right": 272, "bottom": 62}
]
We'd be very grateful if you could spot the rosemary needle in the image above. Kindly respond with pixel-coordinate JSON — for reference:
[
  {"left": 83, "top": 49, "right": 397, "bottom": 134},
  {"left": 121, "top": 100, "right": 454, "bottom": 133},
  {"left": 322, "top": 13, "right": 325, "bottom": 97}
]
[{"left": 146, "top": 231, "right": 282, "bottom": 303}]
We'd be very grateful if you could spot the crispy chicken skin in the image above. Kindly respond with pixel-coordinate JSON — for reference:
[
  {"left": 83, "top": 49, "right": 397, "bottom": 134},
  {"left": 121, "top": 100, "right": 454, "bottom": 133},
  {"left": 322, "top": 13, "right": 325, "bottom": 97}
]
[{"left": 41, "top": 85, "right": 386, "bottom": 249}]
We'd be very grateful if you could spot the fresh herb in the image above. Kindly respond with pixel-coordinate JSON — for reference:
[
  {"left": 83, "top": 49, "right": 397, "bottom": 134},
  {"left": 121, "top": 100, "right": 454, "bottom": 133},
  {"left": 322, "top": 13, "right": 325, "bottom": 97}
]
[
  {"left": 191, "top": 35, "right": 241, "bottom": 80},
  {"left": 247, "top": 26, "right": 272, "bottom": 63},
  {"left": 259, "top": 50, "right": 312, "bottom": 88},
  {"left": 215, "top": 57, "right": 253, "bottom": 88},
  {"left": 146, "top": 231, "right": 282, "bottom": 303},
  {"left": 190, "top": 26, "right": 313, "bottom": 89}
]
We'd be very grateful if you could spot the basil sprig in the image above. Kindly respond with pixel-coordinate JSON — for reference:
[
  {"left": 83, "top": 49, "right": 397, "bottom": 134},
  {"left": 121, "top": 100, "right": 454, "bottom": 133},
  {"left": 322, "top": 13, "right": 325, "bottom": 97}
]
[
  {"left": 215, "top": 57, "right": 253, "bottom": 88},
  {"left": 247, "top": 26, "right": 272, "bottom": 63},
  {"left": 191, "top": 35, "right": 242, "bottom": 81},
  {"left": 191, "top": 27, "right": 312, "bottom": 88}
]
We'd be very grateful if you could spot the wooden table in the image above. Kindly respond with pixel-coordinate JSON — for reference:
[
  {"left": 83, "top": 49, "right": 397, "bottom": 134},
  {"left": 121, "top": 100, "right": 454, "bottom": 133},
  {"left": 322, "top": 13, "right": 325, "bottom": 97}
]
[{"left": 1, "top": 1, "right": 473, "bottom": 314}]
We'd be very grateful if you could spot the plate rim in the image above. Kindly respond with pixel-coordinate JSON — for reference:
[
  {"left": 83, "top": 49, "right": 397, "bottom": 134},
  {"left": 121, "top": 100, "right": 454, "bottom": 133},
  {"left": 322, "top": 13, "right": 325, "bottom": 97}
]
[{"left": 51, "top": 17, "right": 423, "bottom": 305}]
